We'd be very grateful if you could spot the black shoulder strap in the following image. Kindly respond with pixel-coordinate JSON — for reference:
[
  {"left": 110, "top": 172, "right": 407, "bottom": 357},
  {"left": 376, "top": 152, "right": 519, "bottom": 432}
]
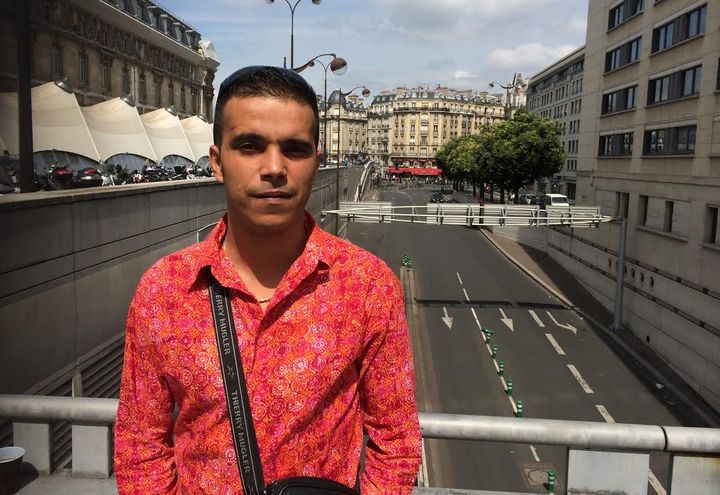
[{"left": 207, "top": 269, "right": 266, "bottom": 495}]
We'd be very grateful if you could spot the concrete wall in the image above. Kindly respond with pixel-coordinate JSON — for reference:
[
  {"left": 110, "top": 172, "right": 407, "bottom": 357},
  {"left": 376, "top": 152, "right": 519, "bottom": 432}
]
[
  {"left": 489, "top": 224, "right": 720, "bottom": 413},
  {"left": 0, "top": 167, "right": 348, "bottom": 396}
]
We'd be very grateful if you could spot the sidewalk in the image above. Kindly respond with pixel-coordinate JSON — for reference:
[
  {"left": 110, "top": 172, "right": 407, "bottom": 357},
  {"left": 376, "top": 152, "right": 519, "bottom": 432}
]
[{"left": 480, "top": 227, "right": 720, "bottom": 428}]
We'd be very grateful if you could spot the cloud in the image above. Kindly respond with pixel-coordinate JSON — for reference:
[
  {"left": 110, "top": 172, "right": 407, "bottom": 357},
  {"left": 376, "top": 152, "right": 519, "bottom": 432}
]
[
  {"left": 487, "top": 43, "right": 577, "bottom": 70},
  {"left": 454, "top": 70, "right": 479, "bottom": 80},
  {"left": 565, "top": 15, "right": 588, "bottom": 36}
]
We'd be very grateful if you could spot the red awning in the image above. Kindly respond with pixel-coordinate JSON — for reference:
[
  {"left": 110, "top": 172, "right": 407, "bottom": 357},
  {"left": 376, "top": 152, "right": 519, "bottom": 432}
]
[{"left": 386, "top": 167, "right": 442, "bottom": 176}]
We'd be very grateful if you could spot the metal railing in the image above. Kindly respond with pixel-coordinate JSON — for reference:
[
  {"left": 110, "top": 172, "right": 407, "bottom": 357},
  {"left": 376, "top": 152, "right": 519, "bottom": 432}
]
[
  {"left": 1, "top": 394, "right": 718, "bottom": 493},
  {"left": 323, "top": 203, "right": 612, "bottom": 228}
]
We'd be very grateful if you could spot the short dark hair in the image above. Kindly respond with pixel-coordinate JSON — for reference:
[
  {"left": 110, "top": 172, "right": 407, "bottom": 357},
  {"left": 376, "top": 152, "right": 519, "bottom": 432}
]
[{"left": 213, "top": 66, "right": 319, "bottom": 147}]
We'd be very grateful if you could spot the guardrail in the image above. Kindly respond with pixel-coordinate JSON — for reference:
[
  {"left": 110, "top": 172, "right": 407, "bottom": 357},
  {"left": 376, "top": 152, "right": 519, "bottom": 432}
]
[
  {"left": 323, "top": 203, "right": 611, "bottom": 228},
  {"left": 0, "top": 395, "right": 718, "bottom": 493}
]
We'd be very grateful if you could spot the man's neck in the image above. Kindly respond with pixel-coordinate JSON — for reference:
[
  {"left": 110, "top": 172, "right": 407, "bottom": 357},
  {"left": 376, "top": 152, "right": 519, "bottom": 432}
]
[{"left": 222, "top": 215, "right": 308, "bottom": 295}]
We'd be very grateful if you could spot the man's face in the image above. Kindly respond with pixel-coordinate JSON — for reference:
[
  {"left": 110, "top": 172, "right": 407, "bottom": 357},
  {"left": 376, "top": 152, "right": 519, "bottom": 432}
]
[{"left": 209, "top": 96, "right": 320, "bottom": 235}]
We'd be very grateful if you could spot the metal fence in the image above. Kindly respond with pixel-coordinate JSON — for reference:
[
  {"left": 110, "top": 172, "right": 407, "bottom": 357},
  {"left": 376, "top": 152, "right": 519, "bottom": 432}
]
[{"left": 0, "top": 394, "right": 718, "bottom": 494}]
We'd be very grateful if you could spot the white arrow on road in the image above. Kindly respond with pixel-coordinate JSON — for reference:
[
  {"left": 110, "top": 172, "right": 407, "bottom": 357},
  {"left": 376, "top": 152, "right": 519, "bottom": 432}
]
[
  {"left": 546, "top": 311, "right": 577, "bottom": 335},
  {"left": 442, "top": 307, "right": 454, "bottom": 330},
  {"left": 499, "top": 308, "right": 514, "bottom": 332}
]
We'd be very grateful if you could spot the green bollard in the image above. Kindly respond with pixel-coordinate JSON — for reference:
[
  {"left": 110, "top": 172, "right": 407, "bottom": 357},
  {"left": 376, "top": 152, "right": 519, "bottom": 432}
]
[
  {"left": 498, "top": 360, "right": 505, "bottom": 376},
  {"left": 546, "top": 469, "right": 555, "bottom": 493},
  {"left": 482, "top": 328, "right": 490, "bottom": 343},
  {"left": 491, "top": 344, "right": 498, "bottom": 358},
  {"left": 407, "top": 259, "right": 412, "bottom": 268},
  {"left": 516, "top": 399, "right": 523, "bottom": 417},
  {"left": 506, "top": 378, "right": 513, "bottom": 396}
]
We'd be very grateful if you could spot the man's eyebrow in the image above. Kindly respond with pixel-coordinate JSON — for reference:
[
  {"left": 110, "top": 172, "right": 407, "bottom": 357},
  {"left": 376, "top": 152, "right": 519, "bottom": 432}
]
[
  {"left": 229, "top": 133, "right": 266, "bottom": 145},
  {"left": 282, "top": 138, "right": 314, "bottom": 148}
]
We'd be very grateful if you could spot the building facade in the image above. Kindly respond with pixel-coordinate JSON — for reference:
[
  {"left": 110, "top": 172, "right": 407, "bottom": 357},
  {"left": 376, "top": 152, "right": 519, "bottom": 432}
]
[
  {"left": 574, "top": 0, "right": 720, "bottom": 410},
  {"left": 322, "top": 90, "right": 368, "bottom": 164},
  {"left": 366, "top": 86, "right": 505, "bottom": 170},
  {"left": 526, "top": 46, "right": 585, "bottom": 200},
  {"left": 1, "top": 0, "right": 219, "bottom": 120}
]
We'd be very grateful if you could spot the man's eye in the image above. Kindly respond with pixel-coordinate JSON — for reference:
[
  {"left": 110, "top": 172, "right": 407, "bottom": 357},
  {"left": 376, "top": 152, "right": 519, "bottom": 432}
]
[
  {"left": 239, "top": 143, "right": 261, "bottom": 152},
  {"left": 284, "top": 146, "right": 312, "bottom": 158}
]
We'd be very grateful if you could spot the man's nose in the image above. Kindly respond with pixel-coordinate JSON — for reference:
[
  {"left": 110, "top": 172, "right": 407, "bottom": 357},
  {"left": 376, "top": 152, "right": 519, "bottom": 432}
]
[{"left": 260, "top": 146, "right": 287, "bottom": 179}]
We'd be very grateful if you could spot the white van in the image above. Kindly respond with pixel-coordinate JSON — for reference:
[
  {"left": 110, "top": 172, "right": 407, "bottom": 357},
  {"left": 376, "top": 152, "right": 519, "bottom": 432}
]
[{"left": 542, "top": 194, "right": 570, "bottom": 208}]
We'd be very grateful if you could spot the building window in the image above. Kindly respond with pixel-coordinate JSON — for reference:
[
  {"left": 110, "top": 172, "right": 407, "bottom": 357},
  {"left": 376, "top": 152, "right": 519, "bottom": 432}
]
[
  {"left": 51, "top": 40, "right": 63, "bottom": 78},
  {"left": 122, "top": 64, "right": 130, "bottom": 95},
  {"left": 705, "top": 206, "right": 719, "bottom": 244},
  {"left": 138, "top": 71, "right": 146, "bottom": 104},
  {"left": 602, "top": 85, "right": 637, "bottom": 114},
  {"left": 651, "top": 5, "right": 707, "bottom": 53},
  {"left": 638, "top": 195, "right": 648, "bottom": 226},
  {"left": 647, "top": 66, "right": 701, "bottom": 105},
  {"left": 154, "top": 76, "right": 162, "bottom": 107},
  {"left": 168, "top": 80, "right": 174, "bottom": 106},
  {"left": 191, "top": 87, "right": 198, "bottom": 114},
  {"left": 643, "top": 125, "right": 696, "bottom": 155},
  {"left": 605, "top": 37, "right": 641, "bottom": 72},
  {"left": 599, "top": 132, "right": 633, "bottom": 156},
  {"left": 180, "top": 85, "right": 186, "bottom": 111},
  {"left": 608, "top": 0, "right": 644, "bottom": 30},
  {"left": 101, "top": 57, "right": 112, "bottom": 92},
  {"left": 79, "top": 50, "right": 88, "bottom": 87}
]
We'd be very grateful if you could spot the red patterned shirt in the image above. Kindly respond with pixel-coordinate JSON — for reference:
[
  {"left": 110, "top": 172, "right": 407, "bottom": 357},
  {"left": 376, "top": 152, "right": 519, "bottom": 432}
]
[{"left": 114, "top": 214, "right": 422, "bottom": 494}]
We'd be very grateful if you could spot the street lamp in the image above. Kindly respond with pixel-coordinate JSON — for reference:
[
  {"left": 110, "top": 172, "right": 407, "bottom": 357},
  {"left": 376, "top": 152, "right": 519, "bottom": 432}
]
[
  {"left": 332, "top": 85, "right": 370, "bottom": 234},
  {"left": 292, "top": 54, "right": 347, "bottom": 167},
  {"left": 489, "top": 78, "right": 526, "bottom": 119},
  {"left": 264, "top": 0, "right": 321, "bottom": 69}
]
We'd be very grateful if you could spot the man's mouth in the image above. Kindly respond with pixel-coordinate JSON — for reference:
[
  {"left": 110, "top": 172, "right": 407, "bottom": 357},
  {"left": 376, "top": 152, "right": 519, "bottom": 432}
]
[{"left": 254, "top": 191, "right": 292, "bottom": 199}]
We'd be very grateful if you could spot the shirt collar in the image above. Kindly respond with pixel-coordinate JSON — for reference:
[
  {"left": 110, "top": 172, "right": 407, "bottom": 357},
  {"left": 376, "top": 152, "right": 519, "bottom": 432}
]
[{"left": 187, "top": 212, "right": 333, "bottom": 294}]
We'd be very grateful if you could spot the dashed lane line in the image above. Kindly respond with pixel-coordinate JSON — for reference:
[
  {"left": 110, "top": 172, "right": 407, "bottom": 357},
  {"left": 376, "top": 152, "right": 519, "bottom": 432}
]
[
  {"left": 529, "top": 309, "right": 545, "bottom": 327},
  {"left": 456, "top": 272, "right": 463, "bottom": 285},
  {"left": 530, "top": 445, "right": 540, "bottom": 462},
  {"left": 470, "top": 307, "right": 482, "bottom": 330},
  {"left": 462, "top": 288, "right": 470, "bottom": 302},
  {"left": 595, "top": 405, "right": 615, "bottom": 423},
  {"left": 545, "top": 333, "right": 566, "bottom": 356},
  {"left": 567, "top": 364, "right": 594, "bottom": 394}
]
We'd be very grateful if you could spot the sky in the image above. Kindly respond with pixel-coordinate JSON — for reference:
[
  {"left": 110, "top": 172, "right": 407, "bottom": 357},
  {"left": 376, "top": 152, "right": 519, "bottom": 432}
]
[{"left": 166, "top": 0, "right": 589, "bottom": 100}]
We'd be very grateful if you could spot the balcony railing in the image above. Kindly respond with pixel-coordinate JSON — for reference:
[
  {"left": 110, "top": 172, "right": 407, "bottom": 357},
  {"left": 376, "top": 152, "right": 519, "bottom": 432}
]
[{"left": 1, "top": 394, "right": 718, "bottom": 494}]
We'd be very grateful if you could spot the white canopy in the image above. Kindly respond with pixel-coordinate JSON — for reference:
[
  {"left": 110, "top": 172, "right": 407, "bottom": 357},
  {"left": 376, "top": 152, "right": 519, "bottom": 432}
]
[
  {"left": 81, "top": 98, "right": 157, "bottom": 162},
  {"left": 31, "top": 82, "right": 100, "bottom": 161},
  {"left": 141, "top": 108, "right": 195, "bottom": 162},
  {"left": 181, "top": 116, "right": 212, "bottom": 163}
]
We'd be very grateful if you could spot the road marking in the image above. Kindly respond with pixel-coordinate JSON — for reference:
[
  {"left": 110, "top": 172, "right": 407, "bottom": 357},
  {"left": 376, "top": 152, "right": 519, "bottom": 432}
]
[
  {"left": 441, "top": 307, "right": 454, "bottom": 330},
  {"left": 470, "top": 308, "right": 482, "bottom": 330},
  {"left": 463, "top": 288, "right": 470, "bottom": 302},
  {"left": 530, "top": 445, "right": 540, "bottom": 462},
  {"left": 499, "top": 308, "right": 514, "bottom": 332},
  {"left": 648, "top": 470, "right": 667, "bottom": 495},
  {"left": 546, "top": 311, "right": 577, "bottom": 335},
  {"left": 529, "top": 310, "right": 545, "bottom": 327},
  {"left": 567, "top": 364, "right": 594, "bottom": 394},
  {"left": 545, "top": 333, "right": 566, "bottom": 355},
  {"left": 456, "top": 272, "right": 463, "bottom": 285},
  {"left": 596, "top": 405, "right": 615, "bottom": 423},
  {"left": 509, "top": 395, "right": 517, "bottom": 413}
]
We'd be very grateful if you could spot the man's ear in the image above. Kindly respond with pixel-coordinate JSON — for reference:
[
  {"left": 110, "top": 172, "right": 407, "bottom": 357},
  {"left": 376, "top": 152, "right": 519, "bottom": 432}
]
[
  {"left": 315, "top": 149, "right": 322, "bottom": 171},
  {"left": 209, "top": 144, "right": 224, "bottom": 184}
]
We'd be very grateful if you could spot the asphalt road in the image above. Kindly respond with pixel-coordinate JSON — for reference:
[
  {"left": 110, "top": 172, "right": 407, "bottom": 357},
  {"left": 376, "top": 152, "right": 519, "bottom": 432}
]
[{"left": 346, "top": 186, "right": 681, "bottom": 494}]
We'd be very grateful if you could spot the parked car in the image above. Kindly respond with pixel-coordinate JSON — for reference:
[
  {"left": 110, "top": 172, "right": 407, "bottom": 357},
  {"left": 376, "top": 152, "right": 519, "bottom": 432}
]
[
  {"left": 519, "top": 193, "right": 538, "bottom": 205},
  {"left": 430, "top": 191, "right": 443, "bottom": 203},
  {"left": 540, "top": 193, "right": 570, "bottom": 208}
]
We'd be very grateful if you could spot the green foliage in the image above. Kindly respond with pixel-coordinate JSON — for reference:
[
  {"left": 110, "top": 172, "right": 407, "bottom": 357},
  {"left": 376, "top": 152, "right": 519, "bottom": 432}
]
[{"left": 435, "top": 109, "right": 565, "bottom": 192}]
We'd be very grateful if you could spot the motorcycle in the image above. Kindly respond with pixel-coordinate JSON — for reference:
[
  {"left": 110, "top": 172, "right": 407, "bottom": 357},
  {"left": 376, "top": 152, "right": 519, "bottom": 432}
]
[{"left": 73, "top": 167, "right": 104, "bottom": 188}]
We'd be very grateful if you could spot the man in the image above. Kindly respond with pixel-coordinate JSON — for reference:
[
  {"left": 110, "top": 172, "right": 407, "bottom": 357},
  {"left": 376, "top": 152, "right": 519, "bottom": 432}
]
[{"left": 114, "top": 66, "right": 422, "bottom": 494}]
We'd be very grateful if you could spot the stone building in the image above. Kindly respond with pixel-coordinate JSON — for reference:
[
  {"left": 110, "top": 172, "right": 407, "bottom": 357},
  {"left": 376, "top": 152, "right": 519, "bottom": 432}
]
[
  {"left": 322, "top": 90, "right": 368, "bottom": 164},
  {"left": 526, "top": 46, "right": 585, "bottom": 200},
  {"left": 1, "top": 0, "right": 219, "bottom": 120},
  {"left": 366, "top": 86, "right": 505, "bottom": 170},
  {"left": 572, "top": 0, "right": 720, "bottom": 410}
]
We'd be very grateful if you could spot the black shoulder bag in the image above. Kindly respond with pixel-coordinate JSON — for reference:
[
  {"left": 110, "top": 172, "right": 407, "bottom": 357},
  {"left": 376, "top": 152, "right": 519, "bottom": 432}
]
[{"left": 207, "top": 271, "right": 357, "bottom": 495}]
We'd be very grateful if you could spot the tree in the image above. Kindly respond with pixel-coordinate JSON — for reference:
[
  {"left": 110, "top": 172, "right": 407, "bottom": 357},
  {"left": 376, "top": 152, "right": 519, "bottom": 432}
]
[
  {"left": 476, "top": 109, "right": 565, "bottom": 202},
  {"left": 436, "top": 135, "right": 487, "bottom": 193}
]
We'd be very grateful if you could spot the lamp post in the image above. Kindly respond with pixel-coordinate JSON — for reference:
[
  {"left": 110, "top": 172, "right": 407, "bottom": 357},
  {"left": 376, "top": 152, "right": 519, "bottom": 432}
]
[
  {"left": 264, "top": 0, "right": 321, "bottom": 69},
  {"left": 489, "top": 78, "right": 526, "bottom": 119},
  {"left": 333, "top": 85, "right": 370, "bottom": 234},
  {"left": 292, "top": 54, "right": 347, "bottom": 167}
]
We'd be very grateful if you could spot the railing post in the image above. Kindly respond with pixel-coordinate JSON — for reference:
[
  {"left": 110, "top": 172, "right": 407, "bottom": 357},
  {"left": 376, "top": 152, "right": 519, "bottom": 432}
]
[
  {"left": 72, "top": 424, "right": 113, "bottom": 478},
  {"left": 13, "top": 421, "right": 53, "bottom": 475}
]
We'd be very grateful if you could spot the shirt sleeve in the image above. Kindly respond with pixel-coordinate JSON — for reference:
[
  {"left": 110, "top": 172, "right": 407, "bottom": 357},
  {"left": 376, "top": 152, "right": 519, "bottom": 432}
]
[
  {"left": 358, "top": 273, "right": 422, "bottom": 495},
  {"left": 114, "top": 276, "right": 178, "bottom": 495}
]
